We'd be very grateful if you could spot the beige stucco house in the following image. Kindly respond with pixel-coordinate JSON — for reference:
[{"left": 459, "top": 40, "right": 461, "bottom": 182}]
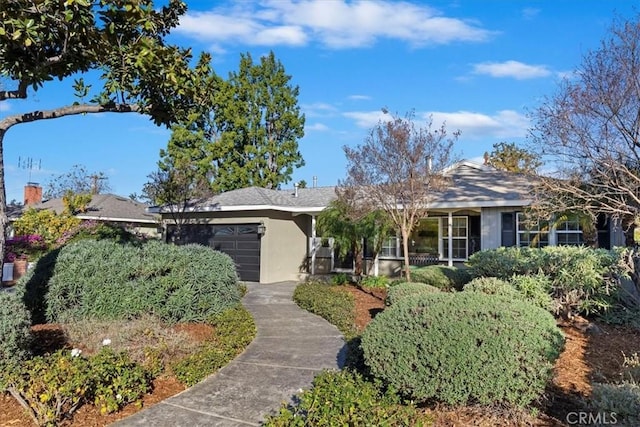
[{"left": 153, "top": 161, "right": 625, "bottom": 283}]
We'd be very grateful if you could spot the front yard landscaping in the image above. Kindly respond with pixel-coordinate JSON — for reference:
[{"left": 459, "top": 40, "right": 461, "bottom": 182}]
[
  {"left": 0, "top": 235, "right": 255, "bottom": 426},
  {"left": 276, "top": 247, "right": 640, "bottom": 426}
]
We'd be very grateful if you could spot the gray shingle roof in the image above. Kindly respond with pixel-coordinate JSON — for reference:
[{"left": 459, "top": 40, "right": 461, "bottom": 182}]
[
  {"left": 184, "top": 186, "right": 338, "bottom": 213},
  {"left": 432, "top": 161, "right": 533, "bottom": 208},
  {"left": 34, "top": 193, "right": 158, "bottom": 223},
  {"left": 158, "top": 161, "right": 532, "bottom": 214}
]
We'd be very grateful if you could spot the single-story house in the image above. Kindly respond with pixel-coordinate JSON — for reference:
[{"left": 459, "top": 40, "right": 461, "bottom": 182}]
[
  {"left": 153, "top": 161, "right": 625, "bottom": 283},
  {"left": 14, "top": 184, "right": 160, "bottom": 238}
]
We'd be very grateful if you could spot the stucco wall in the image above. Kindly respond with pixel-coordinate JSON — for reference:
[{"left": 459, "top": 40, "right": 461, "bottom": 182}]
[
  {"left": 161, "top": 210, "right": 310, "bottom": 283},
  {"left": 481, "top": 207, "right": 518, "bottom": 250}
]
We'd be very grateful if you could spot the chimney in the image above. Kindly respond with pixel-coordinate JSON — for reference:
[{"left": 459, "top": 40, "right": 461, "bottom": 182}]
[
  {"left": 24, "top": 182, "right": 42, "bottom": 206},
  {"left": 293, "top": 182, "right": 299, "bottom": 198}
]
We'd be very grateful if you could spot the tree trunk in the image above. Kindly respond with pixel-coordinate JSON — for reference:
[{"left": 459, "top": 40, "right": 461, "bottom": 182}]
[
  {"left": 401, "top": 227, "right": 411, "bottom": 282},
  {"left": 0, "top": 129, "right": 6, "bottom": 281}
]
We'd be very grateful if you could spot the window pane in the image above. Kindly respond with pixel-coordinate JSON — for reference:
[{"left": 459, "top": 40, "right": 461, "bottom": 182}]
[{"left": 410, "top": 218, "right": 439, "bottom": 254}]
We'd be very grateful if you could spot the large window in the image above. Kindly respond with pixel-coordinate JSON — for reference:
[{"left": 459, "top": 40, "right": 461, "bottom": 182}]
[
  {"left": 555, "top": 217, "right": 583, "bottom": 246},
  {"left": 516, "top": 213, "right": 549, "bottom": 248},
  {"left": 442, "top": 217, "right": 468, "bottom": 259},
  {"left": 410, "top": 218, "right": 439, "bottom": 255}
]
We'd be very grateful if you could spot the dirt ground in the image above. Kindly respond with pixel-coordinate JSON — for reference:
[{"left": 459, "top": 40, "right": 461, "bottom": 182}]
[{"left": 2, "top": 286, "right": 640, "bottom": 426}]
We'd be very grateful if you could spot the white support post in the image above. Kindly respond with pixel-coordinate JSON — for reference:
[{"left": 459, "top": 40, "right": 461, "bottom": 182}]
[
  {"left": 311, "top": 215, "right": 316, "bottom": 275},
  {"left": 448, "top": 212, "right": 454, "bottom": 267}
]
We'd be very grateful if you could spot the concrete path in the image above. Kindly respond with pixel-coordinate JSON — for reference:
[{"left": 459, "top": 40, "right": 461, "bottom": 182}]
[{"left": 113, "top": 281, "right": 346, "bottom": 426}]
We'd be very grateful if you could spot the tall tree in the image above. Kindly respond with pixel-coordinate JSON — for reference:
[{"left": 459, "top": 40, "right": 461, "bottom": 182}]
[
  {"left": 341, "top": 110, "right": 458, "bottom": 281},
  {"left": 143, "top": 124, "right": 214, "bottom": 235},
  {"left": 44, "top": 164, "right": 111, "bottom": 198},
  {"left": 529, "top": 13, "right": 640, "bottom": 295},
  {"left": 486, "top": 141, "right": 541, "bottom": 174},
  {"left": 211, "top": 51, "right": 305, "bottom": 191},
  {"left": 0, "top": 0, "right": 207, "bottom": 264}
]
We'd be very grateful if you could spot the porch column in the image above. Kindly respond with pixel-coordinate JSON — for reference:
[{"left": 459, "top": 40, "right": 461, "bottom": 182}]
[
  {"left": 311, "top": 215, "right": 316, "bottom": 275},
  {"left": 448, "top": 212, "right": 453, "bottom": 267}
]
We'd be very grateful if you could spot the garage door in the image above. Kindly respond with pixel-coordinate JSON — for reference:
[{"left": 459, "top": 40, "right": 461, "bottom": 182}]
[{"left": 167, "top": 224, "right": 261, "bottom": 282}]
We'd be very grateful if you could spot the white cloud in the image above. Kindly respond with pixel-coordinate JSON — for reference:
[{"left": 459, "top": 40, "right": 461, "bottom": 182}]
[
  {"left": 306, "top": 122, "right": 329, "bottom": 131},
  {"left": 472, "top": 60, "right": 551, "bottom": 80},
  {"left": 343, "top": 110, "right": 389, "bottom": 128},
  {"left": 302, "top": 102, "right": 339, "bottom": 117},
  {"left": 348, "top": 94, "right": 372, "bottom": 101},
  {"left": 177, "top": 0, "right": 494, "bottom": 49},
  {"left": 425, "top": 110, "right": 529, "bottom": 139},
  {"left": 344, "top": 109, "right": 529, "bottom": 139}
]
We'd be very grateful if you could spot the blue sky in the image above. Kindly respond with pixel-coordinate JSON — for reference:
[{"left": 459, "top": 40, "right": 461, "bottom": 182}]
[{"left": 1, "top": 1, "right": 638, "bottom": 204}]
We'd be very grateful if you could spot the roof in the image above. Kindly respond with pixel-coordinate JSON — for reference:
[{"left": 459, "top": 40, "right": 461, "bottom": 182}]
[
  {"left": 155, "top": 186, "right": 339, "bottom": 214},
  {"left": 34, "top": 193, "right": 158, "bottom": 224},
  {"left": 432, "top": 161, "right": 533, "bottom": 208},
  {"left": 153, "top": 160, "right": 534, "bottom": 215}
]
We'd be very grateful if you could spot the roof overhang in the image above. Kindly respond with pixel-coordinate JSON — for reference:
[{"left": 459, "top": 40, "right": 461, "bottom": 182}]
[{"left": 154, "top": 204, "right": 327, "bottom": 215}]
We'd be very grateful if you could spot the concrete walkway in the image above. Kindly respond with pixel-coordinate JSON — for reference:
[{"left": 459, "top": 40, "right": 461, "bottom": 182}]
[{"left": 113, "top": 281, "right": 346, "bottom": 426}]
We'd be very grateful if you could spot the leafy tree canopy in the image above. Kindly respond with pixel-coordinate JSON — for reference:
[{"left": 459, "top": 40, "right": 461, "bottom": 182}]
[{"left": 486, "top": 141, "right": 541, "bottom": 174}]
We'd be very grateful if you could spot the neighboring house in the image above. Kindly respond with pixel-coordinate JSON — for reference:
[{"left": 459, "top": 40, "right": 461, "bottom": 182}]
[
  {"left": 21, "top": 185, "right": 160, "bottom": 238},
  {"left": 154, "top": 161, "right": 625, "bottom": 283}
]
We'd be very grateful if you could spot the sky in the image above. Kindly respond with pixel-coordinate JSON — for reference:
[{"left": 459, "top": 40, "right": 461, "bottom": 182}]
[{"left": 1, "top": 0, "right": 638, "bottom": 204}]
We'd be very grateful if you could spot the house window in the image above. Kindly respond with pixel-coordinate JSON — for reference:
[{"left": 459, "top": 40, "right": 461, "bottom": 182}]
[
  {"left": 380, "top": 236, "right": 398, "bottom": 258},
  {"left": 442, "top": 217, "right": 468, "bottom": 259},
  {"left": 516, "top": 213, "right": 549, "bottom": 248},
  {"left": 556, "top": 217, "right": 583, "bottom": 246},
  {"left": 409, "top": 218, "right": 439, "bottom": 256}
]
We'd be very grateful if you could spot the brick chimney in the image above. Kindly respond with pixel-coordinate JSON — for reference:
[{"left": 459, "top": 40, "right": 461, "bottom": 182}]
[{"left": 24, "top": 182, "right": 42, "bottom": 206}]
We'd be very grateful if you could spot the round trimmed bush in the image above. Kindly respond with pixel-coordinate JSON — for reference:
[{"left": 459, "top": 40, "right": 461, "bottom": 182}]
[
  {"left": 385, "top": 282, "right": 440, "bottom": 306},
  {"left": 361, "top": 292, "right": 564, "bottom": 406},
  {"left": 37, "top": 240, "right": 240, "bottom": 324},
  {"left": 463, "top": 277, "right": 521, "bottom": 298},
  {"left": 0, "top": 291, "right": 33, "bottom": 372},
  {"left": 410, "top": 265, "right": 471, "bottom": 291}
]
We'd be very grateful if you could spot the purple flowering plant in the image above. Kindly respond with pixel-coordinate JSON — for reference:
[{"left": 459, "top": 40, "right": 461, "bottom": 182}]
[{"left": 4, "top": 234, "right": 48, "bottom": 263}]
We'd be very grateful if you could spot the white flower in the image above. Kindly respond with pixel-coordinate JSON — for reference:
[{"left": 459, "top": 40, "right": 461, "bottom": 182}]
[
  {"left": 71, "top": 348, "right": 82, "bottom": 357},
  {"left": 116, "top": 394, "right": 122, "bottom": 401},
  {"left": 102, "top": 338, "right": 112, "bottom": 346}
]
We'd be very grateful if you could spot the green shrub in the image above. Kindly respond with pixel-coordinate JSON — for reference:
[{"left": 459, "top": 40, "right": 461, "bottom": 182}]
[
  {"left": 0, "top": 291, "right": 33, "bottom": 375},
  {"left": 598, "top": 306, "right": 640, "bottom": 329},
  {"left": 463, "top": 277, "right": 521, "bottom": 298},
  {"left": 361, "top": 292, "right": 564, "bottom": 406},
  {"left": 293, "top": 281, "right": 356, "bottom": 337},
  {"left": 385, "top": 282, "right": 440, "bottom": 306},
  {"left": 3, "top": 349, "right": 93, "bottom": 426},
  {"left": 172, "top": 306, "right": 256, "bottom": 386},
  {"left": 410, "top": 265, "right": 470, "bottom": 291},
  {"left": 263, "top": 370, "right": 422, "bottom": 427},
  {"left": 331, "top": 272, "right": 351, "bottom": 285},
  {"left": 89, "top": 347, "right": 151, "bottom": 415},
  {"left": 361, "top": 275, "right": 388, "bottom": 288},
  {"left": 20, "top": 240, "right": 241, "bottom": 324},
  {"left": 510, "top": 274, "right": 554, "bottom": 312},
  {"left": 590, "top": 382, "right": 640, "bottom": 426},
  {"left": 467, "top": 246, "right": 618, "bottom": 316},
  {"left": 3, "top": 347, "right": 151, "bottom": 425}
]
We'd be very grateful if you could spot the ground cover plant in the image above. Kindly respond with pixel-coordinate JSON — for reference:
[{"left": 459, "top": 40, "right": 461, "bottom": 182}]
[
  {"left": 409, "top": 265, "right": 471, "bottom": 291},
  {"left": 293, "top": 280, "right": 357, "bottom": 337}
]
